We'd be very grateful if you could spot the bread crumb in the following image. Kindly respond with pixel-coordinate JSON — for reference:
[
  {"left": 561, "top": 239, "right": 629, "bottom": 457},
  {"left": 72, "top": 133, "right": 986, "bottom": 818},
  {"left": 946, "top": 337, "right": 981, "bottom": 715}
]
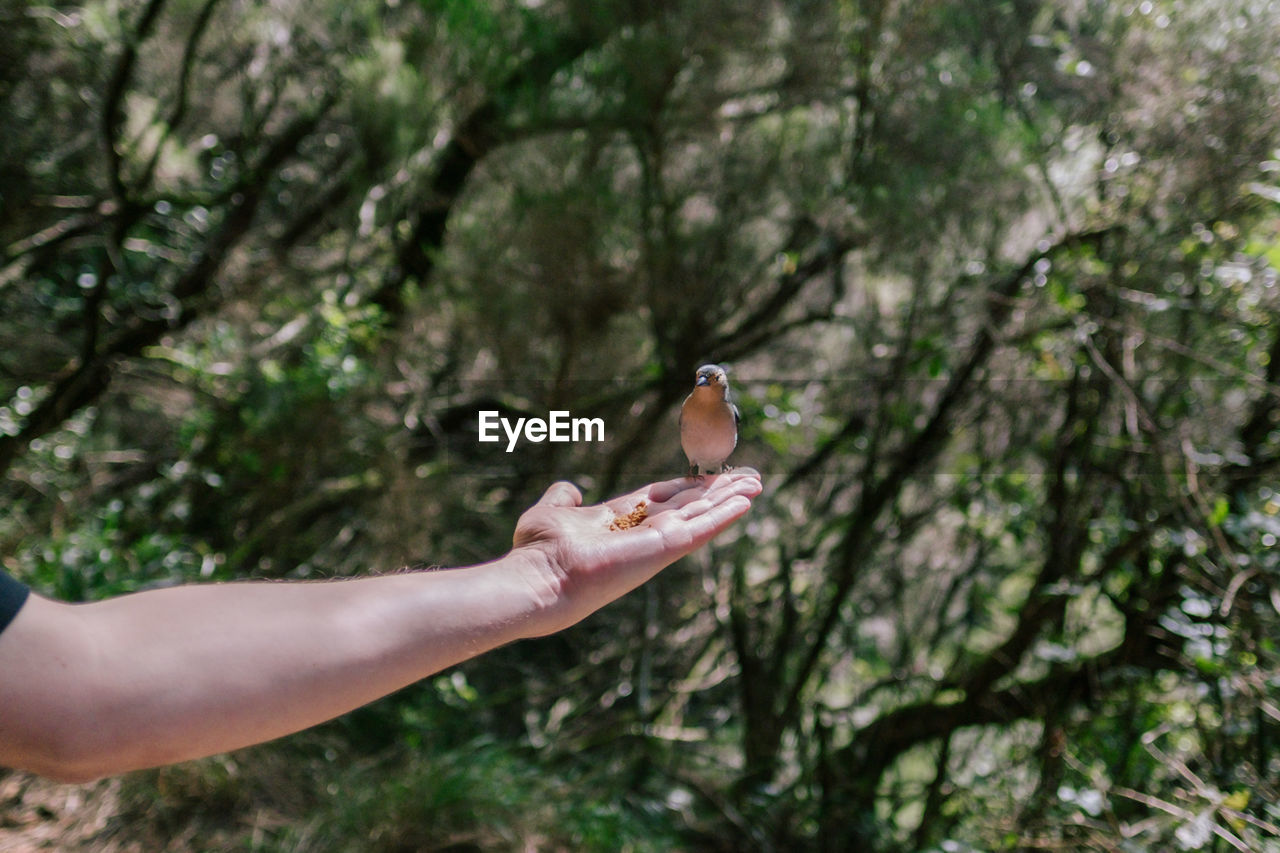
[{"left": 609, "top": 501, "right": 648, "bottom": 531}]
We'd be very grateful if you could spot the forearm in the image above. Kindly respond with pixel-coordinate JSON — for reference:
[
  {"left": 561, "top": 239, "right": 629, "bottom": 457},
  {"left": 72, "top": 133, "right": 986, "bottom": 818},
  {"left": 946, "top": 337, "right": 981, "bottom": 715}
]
[{"left": 0, "top": 557, "right": 544, "bottom": 782}]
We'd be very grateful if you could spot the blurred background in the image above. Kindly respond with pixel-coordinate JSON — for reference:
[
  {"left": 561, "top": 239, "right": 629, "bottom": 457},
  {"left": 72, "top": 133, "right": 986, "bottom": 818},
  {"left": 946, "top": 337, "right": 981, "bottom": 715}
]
[{"left": 3, "top": 0, "right": 1280, "bottom": 849}]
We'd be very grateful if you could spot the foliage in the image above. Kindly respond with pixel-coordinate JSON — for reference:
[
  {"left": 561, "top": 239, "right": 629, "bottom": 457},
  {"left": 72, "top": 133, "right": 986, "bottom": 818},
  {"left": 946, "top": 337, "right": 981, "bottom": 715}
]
[{"left": 4, "top": 0, "right": 1280, "bottom": 850}]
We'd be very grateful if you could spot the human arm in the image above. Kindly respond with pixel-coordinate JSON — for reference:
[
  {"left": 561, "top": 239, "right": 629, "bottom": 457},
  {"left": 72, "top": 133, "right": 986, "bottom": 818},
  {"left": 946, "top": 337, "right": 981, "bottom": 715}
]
[{"left": 0, "top": 469, "right": 761, "bottom": 782}]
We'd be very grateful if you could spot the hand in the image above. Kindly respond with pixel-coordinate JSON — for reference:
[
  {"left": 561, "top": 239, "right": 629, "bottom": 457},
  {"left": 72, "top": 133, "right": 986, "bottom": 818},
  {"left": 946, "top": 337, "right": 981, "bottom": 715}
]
[{"left": 508, "top": 469, "right": 762, "bottom": 636}]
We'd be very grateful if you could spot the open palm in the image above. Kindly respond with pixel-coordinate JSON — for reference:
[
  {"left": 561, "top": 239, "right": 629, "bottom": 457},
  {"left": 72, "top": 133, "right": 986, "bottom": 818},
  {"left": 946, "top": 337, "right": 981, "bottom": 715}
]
[{"left": 510, "top": 469, "right": 762, "bottom": 635}]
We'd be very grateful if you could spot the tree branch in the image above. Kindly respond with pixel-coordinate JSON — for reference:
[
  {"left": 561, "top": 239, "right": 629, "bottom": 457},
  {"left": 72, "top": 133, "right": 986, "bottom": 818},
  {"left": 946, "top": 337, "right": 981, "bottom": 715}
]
[
  {"left": 0, "top": 98, "right": 335, "bottom": 479},
  {"left": 136, "top": 0, "right": 225, "bottom": 191},
  {"left": 371, "top": 28, "right": 600, "bottom": 318},
  {"left": 772, "top": 227, "right": 1121, "bottom": 754},
  {"left": 102, "top": 0, "right": 168, "bottom": 204}
]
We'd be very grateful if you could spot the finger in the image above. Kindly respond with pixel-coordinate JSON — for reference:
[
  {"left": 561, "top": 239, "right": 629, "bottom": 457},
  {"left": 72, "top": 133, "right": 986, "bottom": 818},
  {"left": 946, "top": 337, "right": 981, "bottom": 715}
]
[
  {"left": 723, "top": 471, "right": 763, "bottom": 499},
  {"left": 537, "top": 480, "right": 583, "bottom": 509},
  {"left": 683, "top": 475, "right": 762, "bottom": 517},
  {"left": 654, "top": 494, "right": 754, "bottom": 552},
  {"left": 653, "top": 471, "right": 762, "bottom": 512},
  {"left": 648, "top": 467, "right": 761, "bottom": 504},
  {"left": 653, "top": 478, "right": 757, "bottom": 526},
  {"left": 703, "top": 469, "right": 763, "bottom": 497},
  {"left": 699, "top": 493, "right": 753, "bottom": 531},
  {"left": 645, "top": 477, "right": 702, "bottom": 504},
  {"left": 693, "top": 468, "right": 762, "bottom": 495},
  {"left": 612, "top": 470, "right": 762, "bottom": 518}
]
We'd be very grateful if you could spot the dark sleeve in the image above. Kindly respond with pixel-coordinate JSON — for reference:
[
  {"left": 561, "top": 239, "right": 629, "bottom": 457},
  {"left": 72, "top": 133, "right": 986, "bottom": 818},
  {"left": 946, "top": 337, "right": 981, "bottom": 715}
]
[{"left": 0, "top": 571, "right": 31, "bottom": 636}]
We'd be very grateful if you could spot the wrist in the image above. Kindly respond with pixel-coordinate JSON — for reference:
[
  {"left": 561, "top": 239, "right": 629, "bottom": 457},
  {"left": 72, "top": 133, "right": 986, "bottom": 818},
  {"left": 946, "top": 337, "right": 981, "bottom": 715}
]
[{"left": 488, "top": 548, "right": 570, "bottom": 640}]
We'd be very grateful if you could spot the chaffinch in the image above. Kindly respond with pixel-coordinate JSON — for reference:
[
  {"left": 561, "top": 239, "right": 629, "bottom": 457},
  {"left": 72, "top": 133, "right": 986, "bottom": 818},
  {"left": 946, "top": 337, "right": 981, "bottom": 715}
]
[{"left": 679, "top": 364, "right": 740, "bottom": 477}]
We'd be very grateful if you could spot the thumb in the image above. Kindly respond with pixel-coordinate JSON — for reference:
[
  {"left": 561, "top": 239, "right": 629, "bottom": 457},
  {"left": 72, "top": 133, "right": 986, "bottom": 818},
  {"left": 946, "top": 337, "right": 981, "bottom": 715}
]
[{"left": 536, "top": 480, "right": 583, "bottom": 509}]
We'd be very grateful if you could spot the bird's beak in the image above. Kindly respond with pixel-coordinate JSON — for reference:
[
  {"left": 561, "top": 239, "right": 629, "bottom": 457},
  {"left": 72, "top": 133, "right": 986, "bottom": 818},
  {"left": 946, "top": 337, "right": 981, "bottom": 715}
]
[{"left": 695, "top": 375, "right": 710, "bottom": 386}]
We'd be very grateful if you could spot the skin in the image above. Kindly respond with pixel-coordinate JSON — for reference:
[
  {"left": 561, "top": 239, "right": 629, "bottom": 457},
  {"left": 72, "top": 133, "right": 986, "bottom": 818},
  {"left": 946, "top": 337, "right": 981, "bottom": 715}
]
[{"left": 0, "top": 469, "right": 761, "bottom": 783}]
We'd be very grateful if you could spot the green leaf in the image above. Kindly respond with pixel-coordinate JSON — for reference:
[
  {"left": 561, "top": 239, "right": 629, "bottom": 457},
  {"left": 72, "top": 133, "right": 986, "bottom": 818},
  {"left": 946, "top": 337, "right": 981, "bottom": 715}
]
[{"left": 1208, "top": 496, "right": 1230, "bottom": 527}]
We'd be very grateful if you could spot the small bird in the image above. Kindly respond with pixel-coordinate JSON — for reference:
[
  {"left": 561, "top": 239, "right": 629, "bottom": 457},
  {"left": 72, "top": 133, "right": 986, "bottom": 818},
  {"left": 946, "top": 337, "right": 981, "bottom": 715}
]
[{"left": 679, "top": 364, "right": 739, "bottom": 477}]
